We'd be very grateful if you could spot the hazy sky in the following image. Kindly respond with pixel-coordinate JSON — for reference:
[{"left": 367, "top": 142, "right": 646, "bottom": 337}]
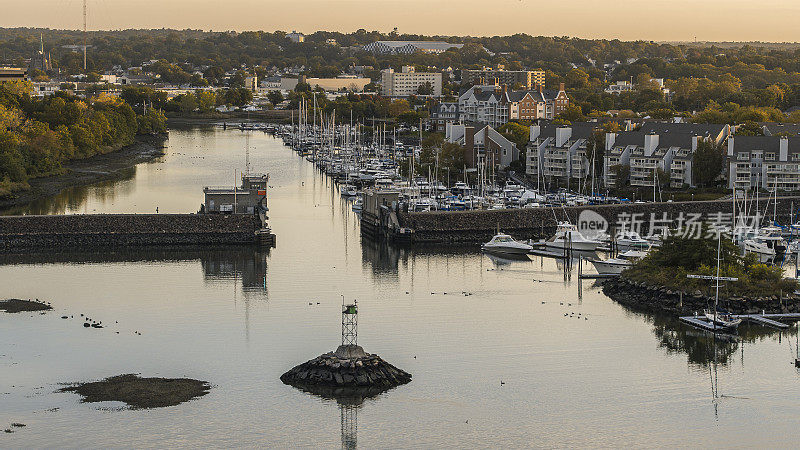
[{"left": 4, "top": 0, "right": 800, "bottom": 42}]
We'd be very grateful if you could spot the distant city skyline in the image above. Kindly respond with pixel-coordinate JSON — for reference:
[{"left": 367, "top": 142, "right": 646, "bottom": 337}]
[{"left": 4, "top": 0, "right": 800, "bottom": 43}]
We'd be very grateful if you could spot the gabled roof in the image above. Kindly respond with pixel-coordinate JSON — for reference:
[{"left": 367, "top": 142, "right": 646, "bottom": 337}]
[
  {"left": 730, "top": 135, "right": 781, "bottom": 153},
  {"left": 655, "top": 132, "right": 695, "bottom": 150},
  {"left": 613, "top": 131, "right": 645, "bottom": 147},
  {"left": 761, "top": 123, "right": 800, "bottom": 137},
  {"left": 638, "top": 122, "right": 726, "bottom": 138}
]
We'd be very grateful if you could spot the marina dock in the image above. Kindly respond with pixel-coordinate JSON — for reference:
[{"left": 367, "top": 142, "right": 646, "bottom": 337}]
[{"left": 679, "top": 313, "right": 800, "bottom": 331}]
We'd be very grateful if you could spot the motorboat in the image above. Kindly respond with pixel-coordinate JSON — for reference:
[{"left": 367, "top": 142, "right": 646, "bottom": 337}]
[
  {"left": 544, "top": 222, "right": 602, "bottom": 251},
  {"left": 615, "top": 229, "right": 652, "bottom": 251},
  {"left": 482, "top": 232, "right": 534, "bottom": 255},
  {"left": 587, "top": 250, "right": 647, "bottom": 276}
]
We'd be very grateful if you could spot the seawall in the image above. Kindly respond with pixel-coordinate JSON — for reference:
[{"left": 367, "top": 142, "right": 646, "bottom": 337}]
[
  {"left": 398, "top": 197, "right": 800, "bottom": 244},
  {"left": 0, "top": 214, "right": 262, "bottom": 252}
]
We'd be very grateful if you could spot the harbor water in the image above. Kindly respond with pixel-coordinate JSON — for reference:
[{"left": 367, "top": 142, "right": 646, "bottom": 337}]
[{"left": 3, "top": 126, "right": 800, "bottom": 447}]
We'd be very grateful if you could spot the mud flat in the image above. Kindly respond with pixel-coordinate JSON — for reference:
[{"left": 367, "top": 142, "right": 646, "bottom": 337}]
[
  {"left": 0, "top": 299, "right": 52, "bottom": 313},
  {"left": 59, "top": 374, "right": 211, "bottom": 409}
]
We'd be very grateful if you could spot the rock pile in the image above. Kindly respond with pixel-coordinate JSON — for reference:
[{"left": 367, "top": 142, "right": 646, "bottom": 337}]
[
  {"left": 280, "top": 345, "right": 411, "bottom": 395},
  {"left": 602, "top": 277, "right": 800, "bottom": 315}
]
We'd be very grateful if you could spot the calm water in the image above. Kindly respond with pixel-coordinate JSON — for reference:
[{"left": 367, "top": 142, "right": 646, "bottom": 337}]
[{"left": 3, "top": 126, "right": 800, "bottom": 447}]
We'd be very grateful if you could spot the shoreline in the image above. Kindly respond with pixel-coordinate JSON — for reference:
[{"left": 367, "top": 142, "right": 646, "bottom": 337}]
[
  {"left": 601, "top": 276, "right": 800, "bottom": 315},
  {"left": 0, "top": 133, "right": 168, "bottom": 212}
]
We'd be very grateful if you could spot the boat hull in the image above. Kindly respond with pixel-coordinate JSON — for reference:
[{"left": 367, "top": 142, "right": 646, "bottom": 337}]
[
  {"left": 544, "top": 241, "right": 601, "bottom": 251},
  {"left": 588, "top": 259, "right": 630, "bottom": 275}
]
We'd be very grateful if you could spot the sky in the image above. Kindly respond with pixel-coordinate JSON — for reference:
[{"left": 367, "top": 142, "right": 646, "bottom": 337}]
[{"left": 3, "top": 0, "right": 800, "bottom": 43}]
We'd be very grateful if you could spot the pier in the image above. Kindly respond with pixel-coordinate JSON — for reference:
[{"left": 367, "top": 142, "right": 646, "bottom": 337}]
[{"left": 0, "top": 214, "right": 266, "bottom": 252}]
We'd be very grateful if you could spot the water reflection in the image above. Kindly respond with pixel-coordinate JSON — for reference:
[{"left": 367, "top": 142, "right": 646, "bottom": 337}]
[
  {"left": 626, "top": 306, "right": 798, "bottom": 368},
  {"left": 0, "top": 246, "right": 269, "bottom": 294},
  {"left": 3, "top": 166, "right": 140, "bottom": 216}
]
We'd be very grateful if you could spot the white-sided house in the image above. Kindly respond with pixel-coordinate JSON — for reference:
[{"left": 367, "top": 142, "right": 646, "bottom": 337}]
[
  {"left": 526, "top": 124, "right": 556, "bottom": 183},
  {"left": 458, "top": 85, "right": 508, "bottom": 128},
  {"left": 603, "top": 131, "right": 643, "bottom": 188},
  {"left": 727, "top": 136, "right": 800, "bottom": 191}
]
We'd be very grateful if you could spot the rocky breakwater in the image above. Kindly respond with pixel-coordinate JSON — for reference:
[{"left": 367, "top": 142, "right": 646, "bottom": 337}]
[
  {"left": 0, "top": 214, "right": 261, "bottom": 252},
  {"left": 602, "top": 276, "right": 800, "bottom": 316},
  {"left": 280, "top": 344, "right": 411, "bottom": 398}
]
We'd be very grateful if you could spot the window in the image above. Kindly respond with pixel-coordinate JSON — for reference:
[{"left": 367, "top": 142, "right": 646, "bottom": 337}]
[
  {"left": 738, "top": 152, "right": 749, "bottom": 160},
  {"left": 765, "top": 152, "right": 776, "bottom": 161}
]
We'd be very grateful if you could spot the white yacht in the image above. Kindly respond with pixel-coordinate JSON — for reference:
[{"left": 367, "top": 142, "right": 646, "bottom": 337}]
[
  {"left": 482, "top": 233, "right": 534, "bottom": 255},
  {"left": 615, "top": 229, "right": 652, "bottom": 251},
  {"left": 544, "top": 223, "right": 603, "bottom": 251},
  {"left": 587, "top": 250, "right": 647, "bottom": 275}
]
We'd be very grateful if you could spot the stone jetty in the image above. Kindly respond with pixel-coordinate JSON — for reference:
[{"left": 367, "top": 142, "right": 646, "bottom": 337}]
[
  {"left": 280, "top": 344, "right": 411, "bottom": 395},
  {"left": 0, "top": 214, "right": 262, "bottom": 252}
]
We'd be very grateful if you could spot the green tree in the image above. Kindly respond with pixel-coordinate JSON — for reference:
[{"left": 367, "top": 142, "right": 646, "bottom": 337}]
[
  {"left": 692, "top": 139, "right": 725, "bottom": 187},
  {"left": 267, "top": 90, "right": 284, "bottom": 106},
  {"left": 177, "top": 93, "right": 198, "bottom": 113},
  {"left": 195, "top": 91, "right": 216, "bottom": 113},
  {"left": 734, "top": 121, "right": 763, "bottom": 136},
  {"left": 416, "top": 82, "right": 434, "bottom": 96},
  {"left": 611, "top": 164, "right": 629, "bottom": 189}
]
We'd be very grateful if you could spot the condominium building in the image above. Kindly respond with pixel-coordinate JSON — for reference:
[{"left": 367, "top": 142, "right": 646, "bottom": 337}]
[
  {"left": 526, "top": 123, "right": 597, "bottom": 188},
  {"left": 462, "top": 68, "right": 545, "bottom": 90},
  {"left": 454, "top": 83, "right": 569, "bottom": 129},
  {"left": 446, "top": 123, "right": 518, "bottom": 169},
  {"left": 429, "top": 102, "right": 459, "bottom": 132},
  {"left": 380, "top": 66, "right": 442, "bottom": 97},
  {"left": 727, "top": 136, "right": 800, "bottom": 191},
  {"left": 604, "top": 123, "right": 731, "bottom": 189}
]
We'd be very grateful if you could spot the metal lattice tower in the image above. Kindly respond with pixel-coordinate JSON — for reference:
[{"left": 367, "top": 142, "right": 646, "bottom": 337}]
[
  {"left": 82, "top": 0, "right": 87, "bottom": 71},
  {"left": 340, "top": 404, "right": 357, "bottom": 450},
  {"left": 342, "top": 299, "right": 358, "bottom": 346}
]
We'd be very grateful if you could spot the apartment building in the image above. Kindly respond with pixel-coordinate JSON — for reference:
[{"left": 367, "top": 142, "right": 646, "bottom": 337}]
[
  {"left": 507, "top": 84, "right": 569, "bottom": 121},
  {"left": 727, "top": 136, "right": 800, "bottom": 191},
  {"left": 380, "top": 66, "right": 442, "bottom": 97},
  {"left": 446, "top": 123, "right": 518, "bottom": 169},
  {"left": 453, "top": 83, "right": 569, "bottom": 129},
  {"left": 462, "top": 68, "right": 545, "bottom": 90},
  {"left": 429, "top": 102, "right": 459, "bottom": 132},
  {"left": 457, "top": 85, "right": 508, "bottom": 128},
  {"left": 526, "top": 123, "right": 597, "bottom": 187},
  {"left": 603, "top": 132, "right": 643, "bottom": 188},
  {"left": 603, "top": 123, "right": 731, "bottom": 189}
]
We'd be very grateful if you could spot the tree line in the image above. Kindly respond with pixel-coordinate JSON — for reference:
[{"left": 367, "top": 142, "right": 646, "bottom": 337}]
[{"left": 0, "top": 80, "right": 166, "bottom": 198}]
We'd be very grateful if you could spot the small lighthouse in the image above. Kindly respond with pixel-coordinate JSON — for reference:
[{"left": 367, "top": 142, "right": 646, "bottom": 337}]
[{"left": 280, "top": 298, "right": 411, "bottom": 395}]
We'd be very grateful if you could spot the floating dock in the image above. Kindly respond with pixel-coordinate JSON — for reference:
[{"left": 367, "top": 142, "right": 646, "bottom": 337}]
[{"left": 680, "top": 313, "right": 800, "bottom": 331}]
